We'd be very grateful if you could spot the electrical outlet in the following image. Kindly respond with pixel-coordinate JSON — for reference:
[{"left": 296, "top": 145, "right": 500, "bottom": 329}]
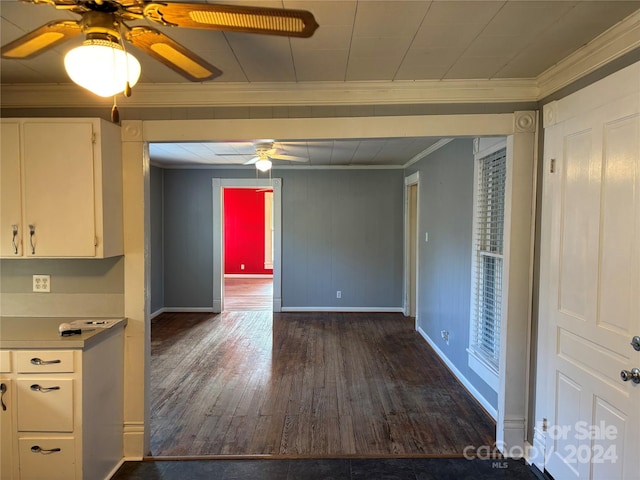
[
  {"left": 241, "top": 264, "right": 245, "bottom": 270},
  {"left": 336, "top": 290, "right": 342, "bottom": 299},
  {"left": 33, "top": 274, "right": 50, "bottom": 293},
  {"left": 440, "top": 330, "right": 449, "bottom": 345}
]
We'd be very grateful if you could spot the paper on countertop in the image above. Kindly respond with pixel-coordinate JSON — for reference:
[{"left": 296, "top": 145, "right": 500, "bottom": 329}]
[{"left": 67, "top": 319, "right": 117, "bottom": 329}]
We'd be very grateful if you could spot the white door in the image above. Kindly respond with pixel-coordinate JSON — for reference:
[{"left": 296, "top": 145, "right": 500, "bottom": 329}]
[{"left": 539, "top": 64, "right": 640, "bottom": 480}]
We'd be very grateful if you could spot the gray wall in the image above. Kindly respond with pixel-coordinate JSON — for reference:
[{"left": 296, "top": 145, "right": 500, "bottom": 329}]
[
  {"left": 281, "top": 169, "right": 403, "bottom": 308},
  {"left": 405, "top": 138, "right": 498, "bottom": 409},
  {"left": 156, "top": 168, "right": 404, "bottom": 310},
  {"left": 0, "top": 257, "right": 124, "bottom": 317},
  {"left": 150, "top": 166, "right": 164, "bottom": 314}
]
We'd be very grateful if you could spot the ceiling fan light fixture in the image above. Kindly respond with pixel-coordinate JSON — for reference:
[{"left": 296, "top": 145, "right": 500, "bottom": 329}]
[
  {"left": 64, "top": 38, "right": 141, "bottom": 97},
  {"left": 255, "top": 158, "right": 272, "bottom": 172}
]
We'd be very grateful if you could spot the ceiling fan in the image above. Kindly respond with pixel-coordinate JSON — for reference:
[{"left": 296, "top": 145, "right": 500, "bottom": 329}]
[
  {"left": 1, "top": 0, "right": 319, "bottom": 97},
  {"left": 244, "top": 141, "right": 308, "bottom": 171}
]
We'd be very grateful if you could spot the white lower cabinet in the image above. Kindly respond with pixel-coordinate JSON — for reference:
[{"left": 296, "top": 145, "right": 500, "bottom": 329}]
[{"left": 0, "top": 325, "right": 124, "bottom": 480}]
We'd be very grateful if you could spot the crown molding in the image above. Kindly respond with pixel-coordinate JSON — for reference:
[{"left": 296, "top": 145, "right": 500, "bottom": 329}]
[
  {"left": 403, "top": 138, "right": 454, "bottom": 168},
  {"left": 537, "top": 9, "right": 640, "bottom": 100},
  {"left": 2, "top": 10, "right": 637, "bottom": 110},
  {"left": 0, "top": 78, "right": 539, "bottom": 109}
]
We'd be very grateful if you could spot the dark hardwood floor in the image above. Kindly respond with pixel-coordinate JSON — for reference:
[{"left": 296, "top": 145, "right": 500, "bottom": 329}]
[{"left": 150, "top": 311, "right": 495, "bottom": 457}]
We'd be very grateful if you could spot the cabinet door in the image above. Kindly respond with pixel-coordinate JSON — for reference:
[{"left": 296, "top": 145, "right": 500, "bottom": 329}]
[
  {"left": 22, "top": 121, "right": 96, "bottom": 257},
  {"left": 1, "top": 378, "right": 15, "bottom": 479},
  {"left": 18, "top": 437, "right": 76, "bottom": 480},
  {"left": 0, "top": 121, "right": 22, "bottom": 257}
]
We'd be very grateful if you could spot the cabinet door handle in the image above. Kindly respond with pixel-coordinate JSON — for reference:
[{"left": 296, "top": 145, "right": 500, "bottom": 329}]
[
  {"left": 31, "top": 445, "right": 61, "bottom": 454},
  {"left": 28, "top": 224, "right": 35, "bottom": 254},
  {"left": 0, "top": 383, "right": 6, "bottom": 411},
  {"left": 30, "top": 357, "right": 62, "bottom": 366},
  {"left": 30, "top": 384, "right": 60, "bottom": 393},
  {"left": 11, "top": 224, "right": 18, "bottom": 254}
]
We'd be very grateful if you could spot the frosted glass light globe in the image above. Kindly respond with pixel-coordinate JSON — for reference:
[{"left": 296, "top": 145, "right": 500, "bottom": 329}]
[
  {"left": 255, "top": 159, "right": 272, "bottom": 172},
  {"left": 64, "top": 40, "right": 141, "bottom": 97}
]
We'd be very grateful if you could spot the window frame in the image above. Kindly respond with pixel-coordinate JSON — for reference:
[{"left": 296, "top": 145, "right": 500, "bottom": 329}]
[{"left": 468, "top": 138, "right": 508, "bottom": 392}]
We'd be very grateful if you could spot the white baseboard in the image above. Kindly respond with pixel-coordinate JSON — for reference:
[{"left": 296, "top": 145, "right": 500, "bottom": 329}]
[
  {"left": 105, "top": 458, "right": 126, "bottom": 480},
  {"left": 150, "top": 307, "right": 216, "bottom": 319},
  {"left": 224, "top": 274, "right": 273, "bottom": 278},
  {"left": 417, "top": 326, "right": 497, "bottom": 420},
  {"left": 280, "top": 306, "right": 404, "bottom": 313},
  {"left": 123, "top": 422, "right": 145, "bottom": 459}
]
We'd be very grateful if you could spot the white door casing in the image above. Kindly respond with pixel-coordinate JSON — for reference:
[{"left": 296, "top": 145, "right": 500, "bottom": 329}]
[
  {"left": 212, "top": 178, "right": 282, "bottom": 313},
  {"left": 535, "top": 62, "right": 640, "bottom": 480},
  {"left": 403, "top": 172, "right": 419, "bottom": 321}
]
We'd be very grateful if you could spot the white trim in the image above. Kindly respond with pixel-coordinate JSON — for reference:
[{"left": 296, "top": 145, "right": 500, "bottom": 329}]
[
  {"left": 105, "top": 458, "right": 127, "bottom": 479},
  {"left": 150, "top": 308, "right": 164, "bottom": 320},
  {"left": 404, "top": 171, "right": 420, "bottom": 186},
  {"left": 281, "top": 307, "right": 404, "bottom": 313},
  {"left": 0, "top": 78, "right": 539, "bottom": 108},
  {"left": 467, "top": 348, "right": 499, "bottom": 392},
  {"left": 502, "top": 417, "right": 527, "bottom": 456},
  {"left": 418, "top": 326, "right": 498, "bottom": 421},
  {"left": 224, "top": 274, "right": 273, "bottom": 279},
  {"left": 158, "top": 307, "right": 215, "bottom": 314},
  {"left": 403, "top": 139, "right": 453, "bottom": 168},
  {"left": 403, "top": 172, "right": 420, "bottom": 321},
  {"left": 153, "top": 163, "right": 404, "bottom": 170},
  {"left": 2, "top": 13, "right": 638, "bottom": 109},
  {"left": 142, "top": 115, "right": 516, "bottom": 142},
  {"left": 537, "top": 10, "right": 640, "bottom": 99},
  {"left": 468, "top": 139, "right": 508, "bottom": 383}
]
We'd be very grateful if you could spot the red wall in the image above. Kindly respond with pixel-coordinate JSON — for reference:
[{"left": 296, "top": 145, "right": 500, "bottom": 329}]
[{"left": 224, "top": 188, "right": 272, "bottom": 275}]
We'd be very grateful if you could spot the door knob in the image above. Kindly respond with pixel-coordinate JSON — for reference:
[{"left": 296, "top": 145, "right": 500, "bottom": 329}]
[
  {"left": 620, "top": 367, "right": 640, "bottom": 384},
  {"left": 631, "top": 336, "right": 640, "bottom": 352}
]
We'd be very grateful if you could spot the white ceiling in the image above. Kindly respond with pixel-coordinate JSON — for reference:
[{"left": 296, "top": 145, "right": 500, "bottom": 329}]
[
  {"left": 2, "top": 0, "right": 639, "bottom": 167},
  {"left": 149, "top": 137, "right": 447, "bottom": 167}
]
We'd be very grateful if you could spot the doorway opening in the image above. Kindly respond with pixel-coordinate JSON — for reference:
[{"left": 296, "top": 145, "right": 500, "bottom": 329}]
[
  {"left": 404, "top": 172, "right": 419, "bottom": 323},
  {"left": 223, "top": 187, "right": 274, "bottom": 311},
  {"left": 212, "top": 178, "right": 283, "bottom": 313}
]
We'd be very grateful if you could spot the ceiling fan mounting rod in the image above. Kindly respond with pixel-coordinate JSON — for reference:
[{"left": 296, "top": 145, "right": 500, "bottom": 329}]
[{"left": 80, "top": 11, "right": 123, "bottom": 40}]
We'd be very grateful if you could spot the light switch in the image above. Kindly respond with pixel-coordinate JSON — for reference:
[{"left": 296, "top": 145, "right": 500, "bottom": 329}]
[{"left": 425, "top": 232, "right": 429, "bottom": 242}]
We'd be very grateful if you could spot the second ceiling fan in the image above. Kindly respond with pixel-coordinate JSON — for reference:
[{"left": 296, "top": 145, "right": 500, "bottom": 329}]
[{"left": 244, "top": 141, "right": 308, "bottom": 171}]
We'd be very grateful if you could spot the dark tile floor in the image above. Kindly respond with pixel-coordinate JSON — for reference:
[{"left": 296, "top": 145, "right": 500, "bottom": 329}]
[{"left": 112, "top": 458, "right": 542, "bottom": 480}]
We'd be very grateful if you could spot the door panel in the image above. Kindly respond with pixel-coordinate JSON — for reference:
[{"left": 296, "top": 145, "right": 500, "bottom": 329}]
[{"left": 541, "top": 80, "right": 639, "bottom": 480}]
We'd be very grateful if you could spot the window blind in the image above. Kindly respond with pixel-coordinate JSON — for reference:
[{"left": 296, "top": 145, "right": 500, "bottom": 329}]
[{"left": 471, "top": 147, "right": 506, "bottom": 371}]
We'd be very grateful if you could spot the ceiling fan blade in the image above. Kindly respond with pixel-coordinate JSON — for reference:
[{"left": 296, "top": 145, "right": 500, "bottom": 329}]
[
  {"left": 269, "top": 153, "right": 307, "bottom": 162},
  {"left": 143, "top": 2, "right": 319, "bottom": 38},
  {"left": 1, "top": 20, "right": 81, "bottom": 59},
  {"left": 244, "top": 156, "right": 259, "bottom": 165},
  {"left": 126, "top": 26, "right": 222, "bottom": 82}
]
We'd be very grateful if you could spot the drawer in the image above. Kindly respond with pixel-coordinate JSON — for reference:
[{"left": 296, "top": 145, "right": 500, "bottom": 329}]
[
  {"left": 17, "top": 379, "right": 74, "bottom": 432},
  {"left": 18, "top": 436, "right": 76, "bottom": 480},
  {"left": 0, "top": 351, "right": 11, "bottom": 373},
  {"left": 15, "top": 351, "right": 75, "bottom": 373}
]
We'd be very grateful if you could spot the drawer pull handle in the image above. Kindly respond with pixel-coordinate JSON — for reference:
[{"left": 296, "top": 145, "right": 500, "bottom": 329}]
[
  {"left": 30, "top": 384, "right": 60, "bottom": 393},
  {"left": 30, "top": 357, "right": 62, "bottom": 366},
  {"left": 31, "top": 445, "right": 61, "bottom": 455},
  {"left": 0, "top": 383, "right": 6, "bottom": 411}
]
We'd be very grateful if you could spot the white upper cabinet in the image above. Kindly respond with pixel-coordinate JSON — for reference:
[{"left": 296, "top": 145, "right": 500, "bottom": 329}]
[
  {"left": 0, "top": 118, "right": 123, "bottom": 258},
  {"left": 0, "top": 121, "right": 22, "bottom": 257}
]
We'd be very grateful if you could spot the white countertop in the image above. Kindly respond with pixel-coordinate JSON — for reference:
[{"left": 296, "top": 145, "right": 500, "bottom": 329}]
[{"left": 0, "top": 316, "right": 127, "bottom": 349}]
